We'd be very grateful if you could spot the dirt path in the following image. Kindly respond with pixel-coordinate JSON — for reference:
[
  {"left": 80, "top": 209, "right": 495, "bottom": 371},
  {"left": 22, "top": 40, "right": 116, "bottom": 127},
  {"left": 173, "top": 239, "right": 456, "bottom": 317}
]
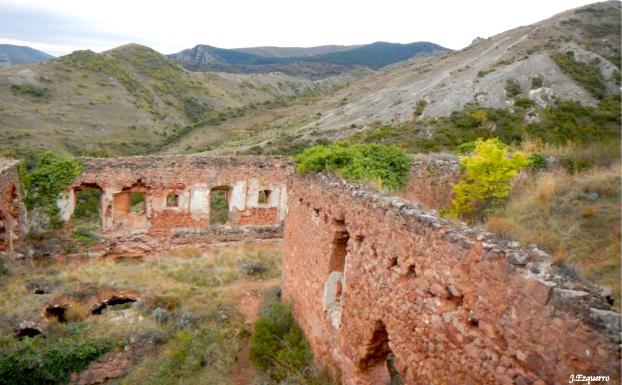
[{"left": 222, "top": 278, "right": 280, "bottom": 385}]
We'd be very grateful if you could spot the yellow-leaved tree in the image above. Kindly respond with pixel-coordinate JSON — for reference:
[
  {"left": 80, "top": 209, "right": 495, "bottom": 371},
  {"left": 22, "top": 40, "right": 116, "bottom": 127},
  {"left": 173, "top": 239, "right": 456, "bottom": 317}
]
[{"left": 450, "top": 138, "right": 529, "bottom": 220}]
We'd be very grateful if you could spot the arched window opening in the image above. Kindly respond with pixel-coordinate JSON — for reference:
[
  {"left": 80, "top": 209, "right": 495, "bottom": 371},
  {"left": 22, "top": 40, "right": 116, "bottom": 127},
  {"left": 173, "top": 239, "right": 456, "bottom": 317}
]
[{"left": 358, "top": 321, "right": 404, "bottom": 385}]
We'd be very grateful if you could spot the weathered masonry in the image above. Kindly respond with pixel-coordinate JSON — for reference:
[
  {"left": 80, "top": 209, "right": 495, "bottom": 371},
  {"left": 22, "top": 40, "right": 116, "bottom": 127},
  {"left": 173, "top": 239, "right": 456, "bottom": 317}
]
[
  {"left": 2, "top": 154, "right": 620, "bottom": 384},
  {"left": 58, "top": 155, "right": 292, "bottom": 256},
  {"left": 282, "top": 173, "right": 621, "bottom": 385},
  {"left": 0, "top": 158, "right": 27, "bottom": 252}
]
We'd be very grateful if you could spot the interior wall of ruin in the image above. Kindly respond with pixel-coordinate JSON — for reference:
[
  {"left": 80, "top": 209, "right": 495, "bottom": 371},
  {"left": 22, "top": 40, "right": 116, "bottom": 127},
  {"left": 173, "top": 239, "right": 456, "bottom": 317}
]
[
  {"left": 60, "top": 155, "right": 293, "bottom": 256},
  {"left": 282, "top": 173, "right": 621, "bottom": 385},
  {"left": 0, "top": 159, "right": 27, "bottom": 252},
  {"left": 399, "top": 155, "right": 462, "bottom": 210}
]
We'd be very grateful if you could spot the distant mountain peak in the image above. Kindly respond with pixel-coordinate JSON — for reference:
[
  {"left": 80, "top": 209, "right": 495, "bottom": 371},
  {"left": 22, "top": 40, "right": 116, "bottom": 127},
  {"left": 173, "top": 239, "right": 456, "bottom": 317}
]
[{"left": 0, "top": 44, "right": 53, "bottom": 66}]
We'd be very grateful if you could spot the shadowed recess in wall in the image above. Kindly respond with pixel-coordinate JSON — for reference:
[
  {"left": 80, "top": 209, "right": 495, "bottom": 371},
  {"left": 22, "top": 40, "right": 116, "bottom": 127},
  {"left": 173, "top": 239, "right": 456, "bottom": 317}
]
[{"left": 210, "top": 187, "right": 230, "bottom": 225}]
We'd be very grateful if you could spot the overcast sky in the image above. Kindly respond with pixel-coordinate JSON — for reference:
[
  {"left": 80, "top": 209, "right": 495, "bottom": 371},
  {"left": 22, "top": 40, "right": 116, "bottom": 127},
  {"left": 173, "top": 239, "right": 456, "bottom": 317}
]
[{"left": 0, "top": 0, "right": 601, "bottom": 56}]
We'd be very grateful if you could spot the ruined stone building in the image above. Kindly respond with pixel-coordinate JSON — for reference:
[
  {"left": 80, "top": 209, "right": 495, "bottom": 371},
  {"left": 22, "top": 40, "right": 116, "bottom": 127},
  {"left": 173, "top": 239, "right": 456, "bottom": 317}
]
[{"left": 0, "top": 154, "right": 620, "bottom": 385}]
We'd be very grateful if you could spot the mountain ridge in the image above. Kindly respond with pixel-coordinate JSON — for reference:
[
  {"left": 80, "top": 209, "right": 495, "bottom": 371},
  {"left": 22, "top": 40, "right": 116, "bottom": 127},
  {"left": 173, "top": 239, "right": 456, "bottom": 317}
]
[
  {"left": 0, "top": 44, "right": 53, "bottom": 67},
  {"left": 169, "top": 41, "right": 450, "bottom": 78}
]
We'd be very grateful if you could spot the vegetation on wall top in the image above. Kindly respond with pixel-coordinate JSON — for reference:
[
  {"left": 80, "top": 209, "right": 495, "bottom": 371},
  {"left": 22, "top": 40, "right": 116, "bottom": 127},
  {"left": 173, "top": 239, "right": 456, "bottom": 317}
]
[
  {"left": 294, "top": 142, "right": 412, "bottom": 191},
  {"left": 18, "top": 151, "right": 81, "bottom": 227}
]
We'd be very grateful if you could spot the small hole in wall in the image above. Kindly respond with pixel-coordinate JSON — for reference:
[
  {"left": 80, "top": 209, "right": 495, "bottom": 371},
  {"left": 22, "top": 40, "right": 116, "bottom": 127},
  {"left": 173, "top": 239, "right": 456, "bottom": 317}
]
[
  {"left": 166, "top": 193, "right": 179, "bottom": 207},
  {"left": 258, "top": 190, "right": 271, "bottom": 204},
  {"left": 468, "top": 312, "right": 479, "bottom": 327},
  {"left": 388, "top": 256, "right": 398, "bottom": 268},
  {"left": 370, "top": 244, "right": 378, "bottom": 258},
  {"left": 354, "top": 235, "right": 364, "bottom": 247},
  {"left": 407, "top": 263, "right": 416, "bottom": 276}
]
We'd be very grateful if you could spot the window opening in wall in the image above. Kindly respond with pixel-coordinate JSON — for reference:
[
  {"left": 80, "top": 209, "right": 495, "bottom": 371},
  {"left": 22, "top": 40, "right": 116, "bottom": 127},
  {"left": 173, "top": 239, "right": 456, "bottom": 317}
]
[
  {"left": 329, "top": 219, "right": 349, "bottom": 272},
  {"left": 258, "top": 189, "right": 271, "bottom": 204},
  {"left": 210, "top": 188, "right": 229, "bottom": 225},
  {"left": 359, "top": 321, "right": 404, "bottom": 385},
  {"left": 130, "top": 192, "right": 145, "bottom": 214},
  {"left": 74, "top": 185, "right": 102, "bottom": 231},
  {"left": 166, "top": 193, "right": 179, "bottom": 207}
]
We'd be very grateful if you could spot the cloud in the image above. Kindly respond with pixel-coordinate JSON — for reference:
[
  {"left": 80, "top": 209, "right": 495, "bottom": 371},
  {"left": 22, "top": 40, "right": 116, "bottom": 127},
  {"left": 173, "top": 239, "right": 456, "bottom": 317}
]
[
  {"left": 0, "top": 0, "right": 600, "bottom": 56},
  {"left": 0, "top": 3, "right": 142, "bottom": 55}
]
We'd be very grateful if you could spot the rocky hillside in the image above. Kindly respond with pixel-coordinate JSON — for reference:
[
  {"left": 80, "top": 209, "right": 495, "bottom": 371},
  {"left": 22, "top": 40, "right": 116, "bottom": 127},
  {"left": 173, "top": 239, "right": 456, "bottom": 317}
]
[
  {"left": 290, "top": 1, "right": 621, "bottom": 139},
  {"left": 0, "top": 44, "right": 332, "bottom": 156},
  {"left": 233, "top": 44, "right": 361, "bottom": 57},
  {"left": 0, "top": 2, "right": 619, "bottom": 157},
  {"left": 169, "top": 41, "right": 449, "bottom": 79},
  {"left": 0, "top": 44, "right": 53, "bottom": 67},
  {"left": 162, "top": 1, "right": 619, "bottom": 155}
]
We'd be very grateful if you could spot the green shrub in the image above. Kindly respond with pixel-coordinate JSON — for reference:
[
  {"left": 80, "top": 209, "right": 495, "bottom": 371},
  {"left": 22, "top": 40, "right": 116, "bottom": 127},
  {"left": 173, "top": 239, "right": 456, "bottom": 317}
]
[
  {"left": 477, "top": 69, "right": 495, "bottom": 78},
  {"left": 18, "top": 152, "right": 81, "bottom": 227},
  {"left": 454, "top": 141, "right": 476, "bottom": 155},
  {"left": 413, "top": 99, "right": 427, "bottom": 117},
  {"left": 514, "top": 98, "right": 534, "bottom": 109},
  {"left": 531, "top": 76, "right": 543, "bottom": 89},
  {"left": 505, "top": 79, "right": 522, "bottom": 98},
  {"left": 249, "top": 300, "right": 313, "bottom": 380},
  {"left": 0, "top": 260, "right": 7, "bottom": 276},
  {"left": 451, "top": 138, "right": 529, "bottom": 219},
  {"left": 350, "top": 96, "right": 619, "bottom": 154},
  {"left": 551, "top": 51, "right": 607, "bottom": 99},
  {"left": 72, "top": 228, "right": 97, "bottom": 245},
  {"left": 527, "top": 96, "right": 621, "bottom": 144},
  {"left": 528, "top": 153, "right": 547, "bottom": 171},
  {"left": 294, "top": 142, "right": 412, "bottom": 191},
  {"left": 10, "top": 84, "right": 50, "bottom": 99},
  {"left": 144, "top": 326, "right": 235, "bottom": 385},
  {"left": 0, "top": 334, "right": 113, "bottom": 385}
]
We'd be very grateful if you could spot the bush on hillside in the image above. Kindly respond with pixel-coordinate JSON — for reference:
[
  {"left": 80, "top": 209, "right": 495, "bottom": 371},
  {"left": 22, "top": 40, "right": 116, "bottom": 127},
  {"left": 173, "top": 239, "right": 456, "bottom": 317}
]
[
  {"left": 551, "top": 51, "right": 607, "bottom": 99},
  {"left": 451, "top": 138, "right": 529, "bottom": 219},
  {"left": 294, "top": 142, "right": 412, "bottom": 191}
]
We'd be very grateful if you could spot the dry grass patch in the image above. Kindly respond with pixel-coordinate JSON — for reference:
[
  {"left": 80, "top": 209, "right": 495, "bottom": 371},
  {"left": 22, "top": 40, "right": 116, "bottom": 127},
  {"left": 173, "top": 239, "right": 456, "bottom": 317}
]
[
  {"left": 486, "top": 163, "right": 621, "bottom": 309},
  {"left": 0, "top": 240, "right": 284, "bottom": 384}
]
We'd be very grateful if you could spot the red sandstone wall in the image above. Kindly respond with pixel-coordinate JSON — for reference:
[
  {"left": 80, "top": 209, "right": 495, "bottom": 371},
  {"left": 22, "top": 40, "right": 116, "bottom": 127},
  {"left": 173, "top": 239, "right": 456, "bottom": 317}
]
[
  {"left": 0, "top": 159, "right": 27, "bottom": 252},
  {"left": 283, "top": 174, "right": 621, "bottom": 385},
  {"left": 399, "top": 155, "right": 462, "bottom": 210}
]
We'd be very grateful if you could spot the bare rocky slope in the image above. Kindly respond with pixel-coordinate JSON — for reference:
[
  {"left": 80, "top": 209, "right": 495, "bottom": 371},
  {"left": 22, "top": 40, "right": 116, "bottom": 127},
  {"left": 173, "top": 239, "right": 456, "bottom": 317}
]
[
  {"left": 162, "top": 1, "right": 620, "bottom": 155},
  {"left": 291, "top": 1, "right": 621, "bottom": 140}
]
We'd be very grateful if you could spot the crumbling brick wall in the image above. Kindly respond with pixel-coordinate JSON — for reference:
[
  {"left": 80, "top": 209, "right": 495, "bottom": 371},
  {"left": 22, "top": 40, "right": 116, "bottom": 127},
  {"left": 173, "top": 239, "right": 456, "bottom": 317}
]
[
  {"left": 283, "top": 173, "right": 621, "bottom": 385},
  {"left": 399, "top": 154, "right": 462, "bottom": 210},
  {"left": 0, "top": 158, "right": 27, "bottom": 252},
  {"left": 59, "top": 155, "right": 293, "bottom": 256}
]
